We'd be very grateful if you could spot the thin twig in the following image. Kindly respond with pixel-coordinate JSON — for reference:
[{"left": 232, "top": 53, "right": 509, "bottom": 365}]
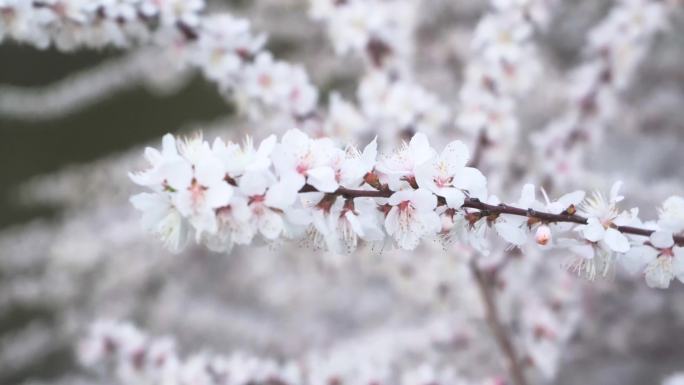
[{"left": 470, "top": 260, "right": 528, "bottom": 385}]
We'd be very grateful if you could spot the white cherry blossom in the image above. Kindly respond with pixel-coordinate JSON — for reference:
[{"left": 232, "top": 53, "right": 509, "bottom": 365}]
[
  {"left": 384, "top": 188, "right": 440, "bottom": 250},
  {"left": 377, "top": 133, "right": 435, "bottom": 191},
  {"left": 416, "top": 139, "right": 487, "bottom": 208},
  {"left": 576, "top": 181, "right": 631, "bottom": 254},
  {"left": 272, "top": 129, "right": 339, "bottom": 193}
]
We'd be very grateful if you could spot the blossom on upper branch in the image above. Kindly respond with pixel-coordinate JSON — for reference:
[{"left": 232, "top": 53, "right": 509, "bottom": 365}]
[
  {"left": 416, "top": 140, "right": 487, "bottom": 208},
  {"left": 272, "top": 129, "right": 339, "bottom": 193}
]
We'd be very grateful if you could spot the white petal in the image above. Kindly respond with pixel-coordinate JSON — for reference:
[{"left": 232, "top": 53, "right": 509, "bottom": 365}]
[
  {"left": 408, "top": 133, "right": 436, "bottom": 166},
  {"left": 162, "top": 159, "right": 193, "bottom": 190},
  {"left": 495, "top": 221, "right": 527, "bottom": 246},
  {"left": 345, "top": 211, "right": 365, "bottom": 237},
  {"left": 582, "top": 219, "right": 605, "bottom": 242},
  {"left": 673, "top": 249, "right": 684, "bottom": 282},
  {"left": 452, "top": 167, "right": 487, "bottom": 199},
  {"left": 239, "top": 171, "right": 273, "bottom": 197},
  {"left": 130, "top": 193, "right": 169, "bottom": 230},
  {"left": 518, "top": 184, "right": 536, "bottom": 208},
  {"left": 620, "top": 246, "right": 657, "bottom": 275},
  {"left": 442, "top": 188, "right": 466, "bottom": 208},
  {"left": 257, "top": 135, "right": 277, "bottom": 157},
  {"left": 413, "top": 188, "right": 437, "bottom": 211},
  {"left": 570, "top": 244, "right": 595, "bottom": 260},
  {"left": 650, "top": 231, "right": 674, "bottom": 249},
  {"left": 259, "top": 211, "right": 283, "bottom": 239},
  {"left": 388, "top": 190, "right": 413, "bottom": 206},
  {"left": 441, "top": 140, "right": 470, "bottom": 168},
  {"left": 610, "top": 181, "right": 624, "bottom": 203},
  {"left": 307, "top": 167, "right": 339, "bottom": 192},
  {"left": 161, "top": 134, "right": 178, "bottom": 157},
  {"left": 195, "top": 154, "right": 225, "bottom": 186},
  {"left": 265, "top": 175, "right": 302, "bottom": 210},
  {"left": 361, "top": 137, "right": 378, "bottom": 170},
  {"left": 557, "top": 190, "right": 585, "bottom": 208},
  {"left": 384, "top": 207, "right": 399, "bottom": 236},
  {"left": 604, "top": 228, "right": 630, "bottom": 253},
  {"left": 645, "top": 260, "right": 672, "bottom": 289},
  {"left": 205, "top": 182, "right": 233, "bottom": 209}
]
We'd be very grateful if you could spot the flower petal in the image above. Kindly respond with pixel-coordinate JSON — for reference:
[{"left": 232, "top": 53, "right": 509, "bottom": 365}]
[{"left": 604, "top": 228, "right": 630, "bottom": 253}]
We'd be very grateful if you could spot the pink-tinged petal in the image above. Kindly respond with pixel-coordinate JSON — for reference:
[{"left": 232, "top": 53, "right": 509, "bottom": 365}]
[
  {"left": 582, "top": 219, "right": 605, "bottom": 242},
  {"left": 620, "top": 246, "right": 657, "bottom": 275},
  {"left": 604, "top": 228, "right": 630, "bottom": 253},
  {"left": 495, "top": 221, "right": 527, "bottom": 246},
  {"left": 388, "top": 190, "right": 413, "bottom": 206},
  {"left": 307, "top": 167, "right": 339, "bottom": 192},
  {"left": 650, "top": 231, "right": 674, "bottom": 249}
]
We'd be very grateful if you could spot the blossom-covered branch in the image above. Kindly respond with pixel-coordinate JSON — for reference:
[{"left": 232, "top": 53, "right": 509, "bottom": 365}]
[
  {"left": 456, "top": 0, "right": 554, "bottom": 173},
  {"left": 0, "top": 0, "right": 318, "bottom": 118},
  {"left": 130, "top": 130, "right": 684, "bottom": 288},
  {"left": 79, "top": 320, "right": 475, "bottom": 385}
]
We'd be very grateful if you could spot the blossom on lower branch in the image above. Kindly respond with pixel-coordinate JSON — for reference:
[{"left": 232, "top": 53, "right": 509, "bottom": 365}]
[{"left": 130, "top": 130, "right": 684, "bottom": 288}]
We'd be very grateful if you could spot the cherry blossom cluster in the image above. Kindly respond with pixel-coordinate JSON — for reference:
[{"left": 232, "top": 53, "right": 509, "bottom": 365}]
[
  {"left": 79, "top": 320, "right": 476, "bottom": 385},
  {"left": 533, "top": 0, "right": 673, "bottom": 184},
  {"left": 309, "top": 0, "right": 449, "bottom": 145},
  {"left": 0, "top": 0, "right": 318, "bottom": 117},
  {"left": 456, "top": 0, "right": 553, "bottom": 144},
  {"left": 130, "top": 130, "right": 684, "bottom": 288},
  {"left": 309, "top": 0, "right": 417, "bottom": 68}
]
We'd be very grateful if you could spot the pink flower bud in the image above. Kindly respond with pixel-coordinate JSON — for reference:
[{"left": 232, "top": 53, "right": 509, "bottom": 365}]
[{"left": 535, "top": 225, "right": 551, "bottom": 246}]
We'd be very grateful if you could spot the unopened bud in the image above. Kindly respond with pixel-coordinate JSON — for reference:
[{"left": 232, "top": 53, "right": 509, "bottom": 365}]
[{"left": 535, "top": 225, "right": 551, "bottom": 246}]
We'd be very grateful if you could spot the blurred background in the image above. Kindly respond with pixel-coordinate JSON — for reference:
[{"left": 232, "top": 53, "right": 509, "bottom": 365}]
[{"left": 1, "top": 1, "right": 684, "bottom": 384}]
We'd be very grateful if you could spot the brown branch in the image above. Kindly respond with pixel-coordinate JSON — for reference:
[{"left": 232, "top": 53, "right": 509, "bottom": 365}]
[
  {"left": 299, "top": 184, "right": 684, "bottom": 245},
  {"left": 470, "top": 260, "right": 528, "bottom": 385},
  {"left": 467, "top": 130, "right": 490, "bottom": 169}
]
